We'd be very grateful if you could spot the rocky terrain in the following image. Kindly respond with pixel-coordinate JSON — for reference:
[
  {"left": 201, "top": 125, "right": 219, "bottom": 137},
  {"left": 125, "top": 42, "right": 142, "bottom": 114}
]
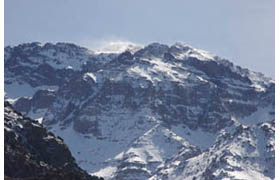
[
  {"left": 4, "top": 101, "right": 103, "bottom": 180},
  {"left": 4, "top": 42, "right": 275, "bottom": 179}
]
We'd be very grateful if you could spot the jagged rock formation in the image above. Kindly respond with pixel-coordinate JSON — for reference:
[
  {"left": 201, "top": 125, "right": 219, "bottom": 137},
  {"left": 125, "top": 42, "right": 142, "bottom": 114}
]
[
  {"left": 4, "top": 101, "right": 103, "bottom": 180},
  {"left": 4, "top": 42, "right": 274, "bottom": 180}
]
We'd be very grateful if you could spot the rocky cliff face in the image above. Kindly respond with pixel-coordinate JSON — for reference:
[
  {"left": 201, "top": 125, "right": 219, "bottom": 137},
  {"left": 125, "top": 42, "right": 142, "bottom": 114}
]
[
  {"left": 4, "top": 101, "right": 103, "bottom": 180},
  {"left": 4, "top": 42, "right": 274, "bottom": 179}
]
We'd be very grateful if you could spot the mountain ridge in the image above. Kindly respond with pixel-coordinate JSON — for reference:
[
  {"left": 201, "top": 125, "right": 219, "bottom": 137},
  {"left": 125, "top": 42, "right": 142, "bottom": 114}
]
[
  {"left": 4, "top": 41, "right": 274, "bottom": 180},
  {"left": 4, "top": 101, "right": 104, "bottom": 180}
]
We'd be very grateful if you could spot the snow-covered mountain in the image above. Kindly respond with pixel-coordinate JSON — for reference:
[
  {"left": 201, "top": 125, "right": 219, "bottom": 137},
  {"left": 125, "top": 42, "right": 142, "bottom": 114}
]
[{"left": 4, "top": 42, "right": 275, "bottom": 180}]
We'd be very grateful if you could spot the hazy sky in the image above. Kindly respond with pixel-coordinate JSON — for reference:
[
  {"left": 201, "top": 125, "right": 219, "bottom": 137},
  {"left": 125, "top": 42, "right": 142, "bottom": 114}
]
[{"left": 5, "top": 0, "right": 275, "bottom": 78}]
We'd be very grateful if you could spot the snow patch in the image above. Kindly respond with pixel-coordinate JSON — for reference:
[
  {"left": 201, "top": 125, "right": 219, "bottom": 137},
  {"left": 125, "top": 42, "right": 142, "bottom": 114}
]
[{"left": 238, "top": 105, "right": 274, "bottom": 126}]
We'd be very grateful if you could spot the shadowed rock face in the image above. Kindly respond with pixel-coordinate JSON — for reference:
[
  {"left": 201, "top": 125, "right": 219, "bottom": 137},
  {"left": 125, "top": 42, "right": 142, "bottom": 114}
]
[
  {"left": 14, "top": 89, "right": 56, "bottom": 113},
  {"left": 4, "top": 102, "right": 104, "bottom": 180},
  {"left": 32, "top": 89, "right": 56, "bottom": 109},
  {"left": 5, "top": 42, "right": 273, "bottom": 133},
  {"left": 13, "top": 97, "right": 32, "bottom": 114}
]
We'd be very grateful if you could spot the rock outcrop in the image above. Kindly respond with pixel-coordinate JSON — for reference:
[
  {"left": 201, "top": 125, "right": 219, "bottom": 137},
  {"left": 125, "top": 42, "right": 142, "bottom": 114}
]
[{"left": 4, "top": 101, "right": 103, "bottom": 180}]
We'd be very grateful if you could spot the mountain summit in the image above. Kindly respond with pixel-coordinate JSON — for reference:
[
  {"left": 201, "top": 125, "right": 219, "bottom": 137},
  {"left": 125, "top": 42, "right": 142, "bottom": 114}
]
[{"left": 4, "top": 42, "right": 274, "bottom": 180}]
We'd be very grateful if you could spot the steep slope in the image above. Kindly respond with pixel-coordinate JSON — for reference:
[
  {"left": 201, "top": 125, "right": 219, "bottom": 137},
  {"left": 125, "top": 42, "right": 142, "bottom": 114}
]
[
  {"left": 4, "top": 42, "right": 274, "bottom": 179},
  {"left": 151, "top": 121, "right": 275, "bottom": 180},
  {"left": 4, "top": 101, "right": 103, "bottom": 180}
]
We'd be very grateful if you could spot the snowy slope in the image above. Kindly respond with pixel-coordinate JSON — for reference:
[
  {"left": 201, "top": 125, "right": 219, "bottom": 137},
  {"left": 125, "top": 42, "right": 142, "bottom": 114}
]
[
  {"left": 4, "top": 41, "right": 275, "bottom": 180},
  {"left": 151, "top": 120, "right": 274, "bottom": 180}
]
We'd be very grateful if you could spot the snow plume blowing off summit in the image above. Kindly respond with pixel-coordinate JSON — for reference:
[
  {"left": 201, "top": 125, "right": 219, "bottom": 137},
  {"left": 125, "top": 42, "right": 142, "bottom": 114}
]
[{"left": 83, "top": 40, "right": 143, "bottom": 54}]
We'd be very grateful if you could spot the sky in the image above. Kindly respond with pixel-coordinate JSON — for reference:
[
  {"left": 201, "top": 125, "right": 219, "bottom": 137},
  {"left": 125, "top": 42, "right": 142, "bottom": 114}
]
[{"left": 4, "top": 0, "right": 275, "bottom": 78}]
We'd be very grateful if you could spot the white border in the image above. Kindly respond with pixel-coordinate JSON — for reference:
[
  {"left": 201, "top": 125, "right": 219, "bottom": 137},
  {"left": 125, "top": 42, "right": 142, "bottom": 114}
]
[
  {"left": 0, "top": 1, "right": 277, "bottom": 180},
  {"left": 275, "top": 0, "right": 279, "bottom": 179},
  {"left": 1, "top": 0, "right": 4, "bottom": 179}
]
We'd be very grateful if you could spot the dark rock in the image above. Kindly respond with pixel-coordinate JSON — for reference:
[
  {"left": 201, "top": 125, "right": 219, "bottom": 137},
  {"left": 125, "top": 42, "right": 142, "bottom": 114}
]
[{"left": 4, "top": 102, "right": 103, "bottom": 180}]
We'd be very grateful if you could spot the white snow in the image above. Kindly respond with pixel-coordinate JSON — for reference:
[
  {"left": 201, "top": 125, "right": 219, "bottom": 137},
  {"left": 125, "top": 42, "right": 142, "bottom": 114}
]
[
  {"left": 128, "top": 66, "right": 153, "bottom": 82},
  {"left": 5, "top": 81, "right": 58, "bottom": 100},
  {"left": 171, "top": 125, "right": 217, "bottom": 151},
  {"left": 190, "top": 48, "right": 215, "bottom": 61},
  {"left": 94, "top": 41, "right": 143, "bottom": 54},
  {"left": 5, "top": 81, "right": 37, "bottom": 99},
  {"left": 239, "top": 105, "right": 274, "bottom": 126},
  {"left": 92, "top": 166, "right": 117, "bottom": 179},
  {"left": 48, "top": 107, "right": 159, "bottom": 173},
  {"left": 83, "top": 72, "right": 97, "bottom": 82},
  {"left": 228, "top": 169, "right": 270, "bottom": 180}
]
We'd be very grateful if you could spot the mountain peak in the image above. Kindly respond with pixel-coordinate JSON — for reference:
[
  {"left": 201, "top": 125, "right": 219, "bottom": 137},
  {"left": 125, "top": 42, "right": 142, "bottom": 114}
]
[{"left": 172, "top": 41, "right": 192, "bottom": 49}]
